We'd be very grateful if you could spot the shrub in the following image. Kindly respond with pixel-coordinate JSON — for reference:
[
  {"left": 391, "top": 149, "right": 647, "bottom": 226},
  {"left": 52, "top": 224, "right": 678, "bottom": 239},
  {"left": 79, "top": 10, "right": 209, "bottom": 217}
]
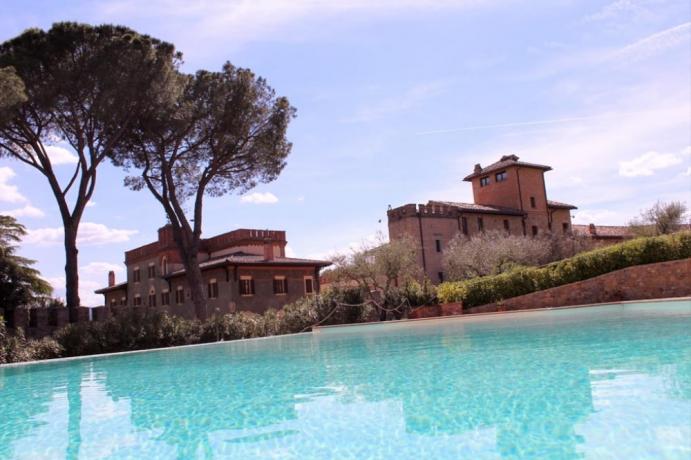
[
  {"left": 1, "top": 321, "right": 63, "bottom": 364},
  {"left": 200, "top": 311, "right": 265, "bottom": 342},
  {"left": 437, "top": 232, "right": 691, "bottom": 308}
]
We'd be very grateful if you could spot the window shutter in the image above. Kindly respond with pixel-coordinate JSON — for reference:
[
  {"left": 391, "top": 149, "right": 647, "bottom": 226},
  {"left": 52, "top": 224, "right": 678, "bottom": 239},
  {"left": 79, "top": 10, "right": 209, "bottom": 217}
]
[
  {"left": 251, "top": 279, "right": 255, "bottom": 295},
  {"left": 284, "top": 278, "right": 288, "bottom": 294}
]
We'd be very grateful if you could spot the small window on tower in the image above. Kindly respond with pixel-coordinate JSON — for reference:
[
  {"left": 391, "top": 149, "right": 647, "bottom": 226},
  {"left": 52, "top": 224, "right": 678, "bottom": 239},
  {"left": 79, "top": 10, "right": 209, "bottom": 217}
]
[
  {"left": 495, "top": 171, "right": 508, "bottom": 182},
  {"left": 435, "top": 239, "right": 442, "bottom": 253},
  {"left": 563, "top": 222, "right": 570, "bottom": 234},
  {"left": 133, "top": 267, "right": 141, "bottom": 283},
  {"left": 530, "top": 196, "right": 536, "bottom": 208},
  {"left": 438, "top": 272, "right": 444, "bottom": 282},
  {"left": 478, "top": 217, "right": 485, "bottom": 232},
  {"left": 175, "top": 286, "right": 184, "bottom": 304},
  {"left": 503, "top": 219, "right": 510, "bottom": 232},
  {"left": 480, "top": 176, "right": 490, "bottom": 187},
  {"left": 532, "top": 225, "right": 538, "bottom": 236},
  {"left": 461, "top": 217, "right": 468, "bottom": 236}
]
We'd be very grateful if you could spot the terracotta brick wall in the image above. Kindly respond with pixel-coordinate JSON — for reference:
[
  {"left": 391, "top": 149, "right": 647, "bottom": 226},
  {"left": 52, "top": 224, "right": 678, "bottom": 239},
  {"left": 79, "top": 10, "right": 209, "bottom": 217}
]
[{"left": 466, "top": 258, "right": 691, "bottom": 314}]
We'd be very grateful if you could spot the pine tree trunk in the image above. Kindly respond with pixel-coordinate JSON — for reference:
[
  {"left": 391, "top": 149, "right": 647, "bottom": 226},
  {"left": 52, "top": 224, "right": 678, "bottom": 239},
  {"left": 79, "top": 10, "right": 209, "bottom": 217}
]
[
  {"left": 64, "top": 224, "right": 81, "bottom": 323},
  {"left": 184, "top": 255, "right": 208, "bottom": 321}
]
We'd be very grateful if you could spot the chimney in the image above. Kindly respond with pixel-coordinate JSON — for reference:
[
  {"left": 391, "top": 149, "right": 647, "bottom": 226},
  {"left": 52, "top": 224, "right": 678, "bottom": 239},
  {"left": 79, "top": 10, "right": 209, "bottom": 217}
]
[
  {"left": 263, "top": 241, "right": 275, "bottom": 261},
  {"left": 474, "top": 164, "right": 482, "bottom": 174},
  {"left": 588, "top": 223, "right": 597, "bottom": 235},
  {"left": 108, "top": 270, "right": 115, "bottom": 287},
  {"left": 158, "top": 224, "right": 174, "bottom": 245}
]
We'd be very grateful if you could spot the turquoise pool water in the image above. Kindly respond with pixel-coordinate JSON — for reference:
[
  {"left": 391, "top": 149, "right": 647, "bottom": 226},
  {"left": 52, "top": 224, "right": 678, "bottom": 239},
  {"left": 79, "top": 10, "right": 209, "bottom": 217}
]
[{"left": 1, "top": 300, "right": 690, "bottom": 459}]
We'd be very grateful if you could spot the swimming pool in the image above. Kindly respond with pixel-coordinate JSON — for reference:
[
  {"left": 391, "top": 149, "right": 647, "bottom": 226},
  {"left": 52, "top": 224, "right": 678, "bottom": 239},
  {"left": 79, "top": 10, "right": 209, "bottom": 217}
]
[{"left": 1, "top": 299, "right": 690, "bottom": 459}]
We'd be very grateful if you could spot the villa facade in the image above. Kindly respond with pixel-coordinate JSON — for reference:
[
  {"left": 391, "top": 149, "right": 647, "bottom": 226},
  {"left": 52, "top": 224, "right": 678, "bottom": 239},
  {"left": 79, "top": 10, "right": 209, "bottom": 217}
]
[
  {"left": 95, "top": 225, "right": 330, "bottom": 317},
  {"left": 388, "top": 155, "right": 578, "bottom": 283}
]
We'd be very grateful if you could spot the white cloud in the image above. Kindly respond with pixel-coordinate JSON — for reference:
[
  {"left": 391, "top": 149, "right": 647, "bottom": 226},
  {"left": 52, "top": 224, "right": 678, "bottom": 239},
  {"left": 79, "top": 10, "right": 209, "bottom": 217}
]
[
  {"left": 0, "top": 166, "right": 27, "bottom": 203},
  {"left": 44, "top": 145, "right": 79, "bottom": 165},
  {"left": 619, "top": 150, "right": 684, "bottom": 177},
  {"left": 46, "top": 262, "right": 126, "bottom": 307},
  {"left": 344, "top": 81, "right": 447, "bottom": 123},
  {"left": 25, "top": 222, "right": 138, "bottom": 246},
  {"left": 80, "top": 262, "right": 125, "bottom": 276},
  {"left": 572, "top": 209, "right": 628, "bottom": 225},
  {"left": 1, "top": 204, "right": 45, "bottom": 218},
  {"left": 240, "top": 192, "right": 279, "bottom": 204},
  {"left": 683, "top": 167, "right": 691, "bottom": 177},
  {"left": 86, "top": 200, "right": 96, "bottom": 208}
]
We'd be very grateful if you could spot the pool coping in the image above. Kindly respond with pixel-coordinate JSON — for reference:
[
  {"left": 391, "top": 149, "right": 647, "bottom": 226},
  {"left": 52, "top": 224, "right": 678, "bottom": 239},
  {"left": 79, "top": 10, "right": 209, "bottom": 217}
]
[
  {"left": 312, "top": 296, "right": 691, "bottom": 333},
  {"left": 3, "top": 296, "right": 689, "bottom": 369},
  {"left": 0, "top": 331, "right": 313, "bottom": 369}
]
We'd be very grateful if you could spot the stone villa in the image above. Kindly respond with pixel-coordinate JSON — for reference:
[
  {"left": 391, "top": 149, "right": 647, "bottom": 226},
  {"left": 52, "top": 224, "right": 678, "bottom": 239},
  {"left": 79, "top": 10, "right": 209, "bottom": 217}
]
[
  {"left": 388, "top": 155, "right": 584, "bottom": 283},
  {"left": 96, "top": 226, "right": 330, "bottom": 317}
]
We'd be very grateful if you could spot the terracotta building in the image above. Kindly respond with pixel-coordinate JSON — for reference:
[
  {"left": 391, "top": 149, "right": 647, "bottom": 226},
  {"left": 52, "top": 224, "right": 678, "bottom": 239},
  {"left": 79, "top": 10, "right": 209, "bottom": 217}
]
[
  {"left": 388, "top": 155, "right": 578, "bottom": 283},
  {"left": 96, "top": 226, "right": 330, "bottom": 317}
]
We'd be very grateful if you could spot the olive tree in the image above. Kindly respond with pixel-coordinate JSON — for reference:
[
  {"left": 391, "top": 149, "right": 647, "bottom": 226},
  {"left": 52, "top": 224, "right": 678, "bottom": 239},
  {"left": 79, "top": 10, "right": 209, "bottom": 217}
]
[
  {"left": 629, "top": 200, "right": 688, "bottom": 236},
  {"left": 329, "top": 234, "right": 424, "bottom": 320},
  {"left": 0, "top": 23, "right": 179, "bottom": 321},
  {"left": 113, "top": 63, "right": 295, "bottom": 320}
]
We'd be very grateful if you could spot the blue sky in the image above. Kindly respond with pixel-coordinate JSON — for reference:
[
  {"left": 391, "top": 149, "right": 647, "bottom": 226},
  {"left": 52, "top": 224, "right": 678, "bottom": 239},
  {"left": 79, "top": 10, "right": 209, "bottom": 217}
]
[{"left": 1, "top": 0, "right": 690, "bottom": 305}]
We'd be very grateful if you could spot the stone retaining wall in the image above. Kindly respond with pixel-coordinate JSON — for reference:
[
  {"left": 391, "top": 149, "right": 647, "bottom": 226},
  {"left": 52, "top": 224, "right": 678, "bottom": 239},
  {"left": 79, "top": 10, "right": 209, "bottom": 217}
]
[{"left": 466, "top": 258, "right": 691, "bottom": 314}]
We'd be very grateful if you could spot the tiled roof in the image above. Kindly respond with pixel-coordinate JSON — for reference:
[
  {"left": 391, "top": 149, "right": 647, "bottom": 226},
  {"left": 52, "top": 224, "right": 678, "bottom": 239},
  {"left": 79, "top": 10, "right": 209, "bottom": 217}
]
[
  {"left": 463, "top": 155, "right": 552, "bottom": 181},
  {"left": 164, "top": 252, "right": 331, "bottom": 278},
  {"left": 428, "top": 200, "right": 525, "bottom": 216},
  {"left": 547, "top": 200, "right": 578, "bottom": 210},
  {"left": 94, "top": 281, "right": 128, "bottom": 294}
]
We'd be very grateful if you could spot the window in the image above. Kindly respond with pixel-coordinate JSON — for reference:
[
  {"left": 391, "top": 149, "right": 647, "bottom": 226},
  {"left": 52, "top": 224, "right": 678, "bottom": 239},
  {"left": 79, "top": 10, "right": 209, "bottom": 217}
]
[
  {"left": 240, "top": 276, "right": 255, "bottom": 296},
  {"left": 530, "top": 196, "right": 536, "bottom": 208},
  {"left": 563, "top": 222, "right": 570, "bottom": 234},
  {"left": 503, "top": 219, "right": 510, "bottom": 232},
  {"left": 175, "top": 286, "right": 184, "bottom": 304},
  {"left": 438, "top": 272, "right": 444, "bottom": 283},
  {"left": 461, "top": 217, "right": 468, "bottom": 236},
  {"left": 479, "top": 176, "right": 490, "bottom": 187},
  {"left": 120, "top": 296, "right": 127, "bottom": 306},
  {"left": 532, "top": 225, "right": 538, "bottom": 237},
  {"left": 134, "top": 294, "right": 142, "bottom": 306},
  {"left": 161, "top": 290, "right": 170, "bottom": 306},
  {"left": 304, "top": 276, "right": 315, "bottom": 294},
  {"left": 148, "top": 290, "right": 156, "bottom": 307},
  {"left": 273, "top": 276, "right": 288, "bottom": 295},
  {"left": 435, "top": 239, "right": 442, "bottom": 253},
  {"left": 495, "top": 171, "right": 508, "bottom": 182},
  {"left": 148, "top": 263, "right": 156, "bottom": 279},
  {"left": 478, "top": 217, "right": 484, "bottom": 232},
  {"left": 161, "top": 256, "right": 168, "bottom": 276},
  {"left": 110, "top": 298, "right": 117, "bottom": 307},
  {"left": 133, "top": 267, "right": 141, "bottom": 283},
  {"left": 207, "top": 279, "right": 218, "bottom": 299}
]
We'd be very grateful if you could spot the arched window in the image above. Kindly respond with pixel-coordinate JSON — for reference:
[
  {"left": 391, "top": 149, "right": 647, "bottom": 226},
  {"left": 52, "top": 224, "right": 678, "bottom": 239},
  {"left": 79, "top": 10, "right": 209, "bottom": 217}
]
[{"left": 161, "top": 256, "right": 168, "bottom": 276}]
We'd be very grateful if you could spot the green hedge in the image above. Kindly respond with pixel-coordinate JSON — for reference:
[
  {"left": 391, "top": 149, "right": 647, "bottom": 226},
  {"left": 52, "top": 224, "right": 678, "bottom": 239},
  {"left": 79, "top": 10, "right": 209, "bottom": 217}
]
[{"left": 437, "top": 232, "right": 691, "bottom": 308}]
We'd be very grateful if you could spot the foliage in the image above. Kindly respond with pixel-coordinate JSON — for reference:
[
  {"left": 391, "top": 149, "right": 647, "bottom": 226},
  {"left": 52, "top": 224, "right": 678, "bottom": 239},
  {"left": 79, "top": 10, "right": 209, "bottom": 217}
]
[
  {"left": 442, "top": 230, "right": 594, "bottom": 281},
  {"left": 0, "top": 215, "right": 52, "bottom": 311},
  {"left": 629, "top": 200, "right": 689, "bottom": 236},
  {"left": 112, "top": 62, "right": 296, "bottom": 320},
  {"left": 0, "top": 23, "right": 180, "bottom": 314},
  {"left": 0, "top": 321, "right": 62, "bottom": 364},
  {"left": 328, "top": 233, "right": 421, "bottom": 319},
  {"left": 438, "top": 232, "right": 691, "bottom": 307}
]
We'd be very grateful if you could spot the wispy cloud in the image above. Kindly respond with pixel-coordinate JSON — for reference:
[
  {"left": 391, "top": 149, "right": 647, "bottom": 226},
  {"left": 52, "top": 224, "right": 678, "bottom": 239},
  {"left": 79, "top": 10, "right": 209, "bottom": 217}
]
[
  {"left": 343, "top": 81, "right": 447, "bottom": 123},
  {"left": 240, "top": 191, "right": 279, "bottom": 204},
  {"left": 610, "top": 21, "right": 691, "bottom": 64},
  {"left": 619, "top": 149, "right": 686, "bottom": 177},
  {"left": 25, "top": 222, "right": 138, "bottom": 246},
  {"left": 98, "top": 0, "right": 503, "bottom": 48}
]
